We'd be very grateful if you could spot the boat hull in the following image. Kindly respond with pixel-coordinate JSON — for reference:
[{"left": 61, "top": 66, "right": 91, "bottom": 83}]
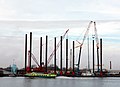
[{"left": 24, "top": 72, "right": 56, "bottom": 78}]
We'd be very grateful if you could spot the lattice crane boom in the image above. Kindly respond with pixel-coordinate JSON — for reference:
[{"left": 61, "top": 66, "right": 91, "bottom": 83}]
[
  {"left": 81, "top": 21, "right": 93, "bottom": 47},
  {"left": 94, "top": 22, "right": 99, "bottom": 48},
  {"left": 76, "top": 21, "right": 93, "bottom": 70},
  {"left": 75, "top": 21, "right": 93, "bottom": 48},
  {"left": 47, "top": 29, "right": 69, "bottom": 65},
  {"left": 28, "top": 51, "right": 40, "bottom": 67}
]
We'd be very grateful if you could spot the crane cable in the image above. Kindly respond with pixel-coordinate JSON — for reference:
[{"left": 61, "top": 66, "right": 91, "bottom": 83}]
[{"left": 47, "top": 29, "right": 69, "bottom": 65}]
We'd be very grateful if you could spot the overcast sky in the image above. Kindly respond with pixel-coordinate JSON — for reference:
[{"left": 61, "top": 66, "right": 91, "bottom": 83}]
[
  {"left": 0, "top": 0, "right": 120, "bottom": 20},
  {"left": 0, "top": 0, "right": 120, "bottom": 70}
]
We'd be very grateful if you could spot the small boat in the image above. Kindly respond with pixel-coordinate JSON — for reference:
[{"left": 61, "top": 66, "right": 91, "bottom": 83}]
[
  {"left": 24, "top": 72, "right": 57, "bottom": 78},
  {"left": 81, "top": 71, "right": 93, "bottom": 76},
  {"left": 9, "top": 74, "right": 16, "bottom": 77}
]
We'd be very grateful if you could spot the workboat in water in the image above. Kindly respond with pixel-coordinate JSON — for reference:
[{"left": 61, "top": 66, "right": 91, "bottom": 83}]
[
  {"left": 81, "top": 71, "right": 94, "bottom": 76},
  {"left": 24, "top": 72, "right": 57, "bottom": 78}
]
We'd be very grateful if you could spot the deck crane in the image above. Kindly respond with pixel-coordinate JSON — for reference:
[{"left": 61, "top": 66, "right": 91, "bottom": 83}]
[
  {"left": 28, "top": 50, "right": 40, "bottom": 67},
  {"left": 76, "top": 21, "right": 93, "bottom": 72},
  {"left": 26, "top": 29, "right": 69, "bottom": 72},
  {"left": 94, "top": 22, "right": 100, "bottom": 72},
  {"left": 94, "top": 22, "right": 99, "bottom": 49},
  {"left": 47, "top": 29, "right": 69, "bottom": 65},
  {"left": 27, "top": 50, "right": 46, "bottom": 72},
  {"left": 27, "top": 51, "right": 40, "bottom": 72}
]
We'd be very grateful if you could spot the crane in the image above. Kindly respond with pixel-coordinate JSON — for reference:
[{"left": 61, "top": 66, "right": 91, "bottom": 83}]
[
  {"left": 47, "top": 29, "right": 69, "bottom": 65},
  {"left": 75, "top": 21, "right": 93, "bottom": 72},
  {"left": 28, "top": 50, "right": 40, "bottom": 67},
  {"left": 94, "top": 22, "right": 100, "bottom": 72},
  {"left": 26, "top": 29, "right": 69, "bottom": 72},
  {"left": 94, "top": 22, "right": 99, "bottom": 49},
  {"left": 75, "top": 21, "right": 100, "bottom": 73}
]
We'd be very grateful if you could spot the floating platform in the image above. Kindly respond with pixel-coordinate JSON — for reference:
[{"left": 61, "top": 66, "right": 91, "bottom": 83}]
[{"left": 24, "top": 72, "right": 57, "bottom": 78}]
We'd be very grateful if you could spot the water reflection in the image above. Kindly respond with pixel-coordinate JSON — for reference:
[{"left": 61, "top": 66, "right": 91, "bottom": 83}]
[{"left": 0, "top": 77, "right": 120, "bottom": 87}]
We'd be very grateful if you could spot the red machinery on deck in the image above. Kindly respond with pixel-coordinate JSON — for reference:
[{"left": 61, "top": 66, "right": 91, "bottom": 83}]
[{"left": 26, "top": 29, "right": 69, "bottom": 73}]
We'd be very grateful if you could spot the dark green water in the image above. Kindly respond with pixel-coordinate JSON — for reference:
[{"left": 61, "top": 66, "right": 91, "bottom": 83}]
[{"left": 0, "top": 77, "right": 120, "bottom": 87}]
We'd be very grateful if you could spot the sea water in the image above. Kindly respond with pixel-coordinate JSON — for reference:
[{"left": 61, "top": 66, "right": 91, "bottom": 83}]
[{"left": 0, "top": 77, "right": 120, "bottom": 87}]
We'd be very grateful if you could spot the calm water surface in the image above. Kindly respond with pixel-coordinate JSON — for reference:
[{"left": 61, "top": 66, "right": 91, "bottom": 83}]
[{"left": 0, "top": 77, "right": 120, "bottom": 87}]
